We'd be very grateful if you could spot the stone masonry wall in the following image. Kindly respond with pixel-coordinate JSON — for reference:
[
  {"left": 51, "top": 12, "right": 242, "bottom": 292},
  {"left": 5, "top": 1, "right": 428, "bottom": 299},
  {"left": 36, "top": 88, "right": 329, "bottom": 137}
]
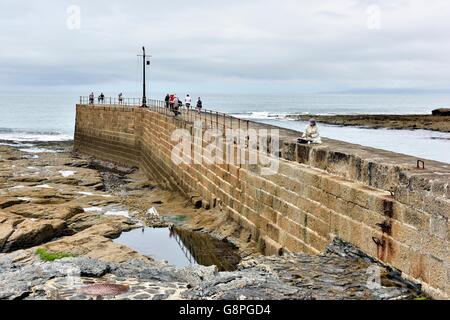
[{"left": 74, "top": 105, "right": 450, "bottom": 299}]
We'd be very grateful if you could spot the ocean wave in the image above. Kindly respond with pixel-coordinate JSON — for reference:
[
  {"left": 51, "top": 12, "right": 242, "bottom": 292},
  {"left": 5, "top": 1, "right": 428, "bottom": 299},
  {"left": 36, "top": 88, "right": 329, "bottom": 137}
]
[
  {"left": 0, "top": 128, "right": 72, "bottom": 142},
  {"left": 19, "top": 147, "right": 61, "bottom": 154},
  {"left": 231, "top": 112, "right": 293, "bottom": 120}
]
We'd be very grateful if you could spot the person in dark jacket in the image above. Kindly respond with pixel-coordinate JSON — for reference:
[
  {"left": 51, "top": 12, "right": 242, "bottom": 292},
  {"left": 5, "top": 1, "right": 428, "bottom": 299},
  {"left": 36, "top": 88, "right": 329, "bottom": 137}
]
[
  {"left": 164, "top": 94, "right": 170, "bottom": 108},
  {"left": 196, "top": 97, "right": 202, "bottom": 114}
]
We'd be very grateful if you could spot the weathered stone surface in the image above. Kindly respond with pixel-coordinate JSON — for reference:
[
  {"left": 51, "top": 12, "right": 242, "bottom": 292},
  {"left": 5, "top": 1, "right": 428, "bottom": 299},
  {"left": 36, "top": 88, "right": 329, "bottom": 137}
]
[
  {"left": 58, "top": 257, "right": 110, "bottom": 277},
  {"left": 173, "top": 265, "right": 218, "bottom": 286},
  {"left": 0, "top": 223, "right": 15, "bottom": 249},
  {"left": 185, "top": 251, "right": 418, "bottom": 300},
  {"left": 40, "top": 230, "right": 143, "bottom": 263},
  {"left": 0, "top": 215, "right": 66, "bottom": 253},
  {"left": 0, "top": 252, "right": 65, "bottom": 300},
  {"left": 184, "top": 271, "right": 309, "bottom": 300},
  {"left": 6, "top": 204, "right": 84, "bottom": 221},
  {"left": 0, "top": 197, "right": 26, "bottom": 209},
  {"left": 0, "top": 237, "right": 424, "bottom": 300}
]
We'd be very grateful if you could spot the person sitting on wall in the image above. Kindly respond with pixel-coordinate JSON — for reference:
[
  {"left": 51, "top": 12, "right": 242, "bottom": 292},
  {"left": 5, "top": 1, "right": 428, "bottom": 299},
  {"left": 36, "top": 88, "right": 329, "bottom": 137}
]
[{"left": 298, "top": 118, "right": 322, "bottom": 144}]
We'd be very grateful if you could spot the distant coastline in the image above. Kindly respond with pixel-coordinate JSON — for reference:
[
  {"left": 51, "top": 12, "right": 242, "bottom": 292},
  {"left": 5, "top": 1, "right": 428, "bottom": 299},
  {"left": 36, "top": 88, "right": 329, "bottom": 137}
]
[{"left": 285, "top": 114, "right": 450, "bottom": 133}]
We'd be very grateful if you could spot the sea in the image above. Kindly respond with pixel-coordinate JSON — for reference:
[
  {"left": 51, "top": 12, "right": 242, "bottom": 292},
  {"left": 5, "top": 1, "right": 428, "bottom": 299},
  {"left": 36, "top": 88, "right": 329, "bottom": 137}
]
[{"left": 0, "top": 92, "right": 449, "bottom": 164}]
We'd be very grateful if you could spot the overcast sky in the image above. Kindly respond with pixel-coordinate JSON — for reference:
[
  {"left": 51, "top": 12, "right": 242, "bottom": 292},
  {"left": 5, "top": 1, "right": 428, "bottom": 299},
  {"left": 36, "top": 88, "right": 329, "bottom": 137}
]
[{"left": 1, "top": 0, "right": 450, "bottom": 95}]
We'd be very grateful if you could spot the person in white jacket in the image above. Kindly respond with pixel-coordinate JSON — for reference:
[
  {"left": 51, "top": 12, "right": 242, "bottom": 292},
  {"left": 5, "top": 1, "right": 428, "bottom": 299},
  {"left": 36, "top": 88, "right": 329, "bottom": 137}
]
[
  {"left": 185, "top": 94, "right": 192, "bottom": 110},
  {"left": 301, "top": 118, "right": 322, "bottom": 144}
]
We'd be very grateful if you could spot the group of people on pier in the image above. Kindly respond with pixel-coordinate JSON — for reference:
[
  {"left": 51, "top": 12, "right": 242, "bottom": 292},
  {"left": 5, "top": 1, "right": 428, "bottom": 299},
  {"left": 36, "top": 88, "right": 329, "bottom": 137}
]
[
  {"left": 86, "top": 92, "right": 321, "bottom": 144},
  {"left": 164, "top": 94, "right": 203, "bottom": 116},
  {"left": 88, "top": 92, "right": 123, "bottom": 104}
]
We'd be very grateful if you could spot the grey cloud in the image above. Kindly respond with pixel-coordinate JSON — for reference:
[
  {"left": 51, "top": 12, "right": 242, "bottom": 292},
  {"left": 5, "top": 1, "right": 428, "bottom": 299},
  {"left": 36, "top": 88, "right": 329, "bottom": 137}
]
[{"left": 0, "top": 0, "right": 450, "bottom": 93}]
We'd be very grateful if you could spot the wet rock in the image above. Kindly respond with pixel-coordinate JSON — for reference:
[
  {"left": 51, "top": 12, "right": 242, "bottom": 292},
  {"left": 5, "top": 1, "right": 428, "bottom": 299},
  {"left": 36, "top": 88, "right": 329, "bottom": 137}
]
[
  {"left": 0, "top": 197, "right": 26, "bottom": 209},
  {"left": 174, "top": 265, "right": 218, "bottom": 286},
  {"left": 324, "top": 237, "right": 379, "bottom": 264},
  {"left": 7, "top": 187, "right": 73, "bottom": 205},
  {"left": 7, "top": 204, "right": 84, "bottom": 221},
  {"left": 0, "top": 223, "right": 15, "bottom": 249},
  {"left": 126, "top": 181, "right": 155, "bottom": 191},
  {"left": 183, "top": 271, "right": 310, "bottom": 300},
  {"left": 36, "top": 220, "right": 143, "bottom": 264},
  {"left": 0, "top": 263, "right": 60, "bottom": 299},
  {"left": 2, "top": 218, "right": 66, "bottom": 253},
  {"left": 66, "top": 212, "right": 136, "bottom": 236},
  {"left": 10, "top": 176, "right": 46, "bottom": 183},
  {"left": 0, "top": 252, "right": 69, "bottom": 300},
  {"left": 108, "top": 259, "right": 179, "bottom": 282},
  {"left": 0, "top": 238, "right": 423, "bottom": 301},
  {"left": 58, "top": 257, "right": 110, "bottom": 277}
]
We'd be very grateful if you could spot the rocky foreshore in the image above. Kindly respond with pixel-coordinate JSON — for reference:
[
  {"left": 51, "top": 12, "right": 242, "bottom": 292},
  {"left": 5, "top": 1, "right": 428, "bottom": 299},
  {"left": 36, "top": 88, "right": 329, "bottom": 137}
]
[
  {"left": 286, "top": 114, "right": 450, "bottom": 132},
  {"left": 0, "top": 141, "right": 426, "bottom": 300}
]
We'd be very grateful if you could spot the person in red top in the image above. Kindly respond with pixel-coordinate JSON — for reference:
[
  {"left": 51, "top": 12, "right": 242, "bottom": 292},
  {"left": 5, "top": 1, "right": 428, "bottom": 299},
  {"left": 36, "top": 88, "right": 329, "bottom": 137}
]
[{"left": 169, "top": 94, "right": 175, "bottom": 111}]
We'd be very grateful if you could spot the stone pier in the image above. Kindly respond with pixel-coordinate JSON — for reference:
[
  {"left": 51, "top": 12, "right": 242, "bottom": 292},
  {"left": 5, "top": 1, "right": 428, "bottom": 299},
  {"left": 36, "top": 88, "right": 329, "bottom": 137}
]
[{"left": 74, "top": 104, "right": 450, "bottom": 299}]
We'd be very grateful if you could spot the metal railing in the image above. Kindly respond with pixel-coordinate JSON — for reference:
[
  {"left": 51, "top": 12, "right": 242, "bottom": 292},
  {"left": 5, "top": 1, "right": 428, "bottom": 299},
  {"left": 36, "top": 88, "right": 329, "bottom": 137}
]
[
  {"left": 172, "top": 230, "right": 197, "bottom": 266},
  {"left": 79, "top": 96, "right": 252, "bottom": 134},
  {"left": 80, "top": 96, "right": 143, "bottom": 106}
]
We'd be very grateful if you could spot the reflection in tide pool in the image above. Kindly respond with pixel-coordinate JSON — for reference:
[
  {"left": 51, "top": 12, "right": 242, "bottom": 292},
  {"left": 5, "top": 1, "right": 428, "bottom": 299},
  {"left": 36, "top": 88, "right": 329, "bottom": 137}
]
[
  {"left": 114, "top": 227, "right": 241, "bottom": 271},
  {"left": 257, "top": 119, "right": 450, "bottom": 164}
]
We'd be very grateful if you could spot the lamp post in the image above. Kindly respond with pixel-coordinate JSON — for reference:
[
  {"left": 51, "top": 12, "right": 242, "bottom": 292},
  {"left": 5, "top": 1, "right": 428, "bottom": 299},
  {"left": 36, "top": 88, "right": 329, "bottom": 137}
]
[{"left": 138, "top": 46, "right": 151, "bottom": 107}]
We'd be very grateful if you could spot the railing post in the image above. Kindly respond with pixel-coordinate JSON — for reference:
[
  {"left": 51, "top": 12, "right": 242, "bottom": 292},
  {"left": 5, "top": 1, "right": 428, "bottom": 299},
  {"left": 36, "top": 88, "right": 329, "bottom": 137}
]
[
  {"left": 238, "top": 117, "right": 241, "bottom": 134},
  {"left": 223, "top": 113, "right": 226, "bottom": 135},
  {"left": 210, "top": 110, "right": 213, "bottom": 129},
  {"left": 216, "top": 111, "right": 219, "bottom": 130},
  {"left": 247, "top": 120, "right": 250, "bottom": 145}
]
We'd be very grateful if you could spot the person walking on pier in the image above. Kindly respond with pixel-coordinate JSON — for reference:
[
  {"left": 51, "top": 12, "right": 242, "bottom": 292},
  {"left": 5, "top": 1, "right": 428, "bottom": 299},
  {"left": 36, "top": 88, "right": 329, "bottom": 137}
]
[
  {"left": 196, "top": 97, "right": 202, "bottom": 114},
  {"left": 298, "top": 118, "right": 322, "bottom": 144},
  {"left": 185, "top": 94, "right": 192, "bottom": 110},
  {"left": 169, "top": 94, "right": 175, "bottom": 111},
  {"left": 165, "top": 94, "right": 170, "bottom": 108},
  {"left": 89, "top": 92, "right": 94, "bottom": 104},
  {"left": 173, "top": 95, "right": 181, "bottom": 116},
  {"left": 98, "top": 92, "right": 105, "bottom": 104},
  {"left": 118, "top": 93, "right": 123, "bottom": 104}
]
